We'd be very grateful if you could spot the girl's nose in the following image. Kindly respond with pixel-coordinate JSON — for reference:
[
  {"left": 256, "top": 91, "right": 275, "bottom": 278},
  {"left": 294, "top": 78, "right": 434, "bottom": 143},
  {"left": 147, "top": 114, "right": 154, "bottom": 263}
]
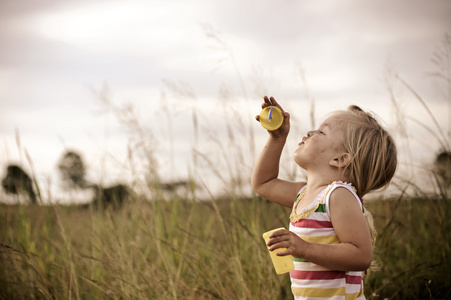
[{"left": 307, "top": 130, "right": 314, "bottom": 137}]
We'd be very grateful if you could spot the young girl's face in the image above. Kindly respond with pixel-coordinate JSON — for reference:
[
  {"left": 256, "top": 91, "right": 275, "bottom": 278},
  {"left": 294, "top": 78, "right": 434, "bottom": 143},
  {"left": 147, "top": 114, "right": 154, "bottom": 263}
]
[{"left": 294, "top": 112, "right": 348, "bottom": 170}]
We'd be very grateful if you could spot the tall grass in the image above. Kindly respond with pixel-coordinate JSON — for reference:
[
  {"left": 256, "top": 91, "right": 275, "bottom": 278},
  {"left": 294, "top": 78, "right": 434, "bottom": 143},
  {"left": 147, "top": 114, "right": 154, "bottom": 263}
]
[
  {"left": 366, "top": 196, "right": 451, "bottom": 299},
  {"left": 0, "top": 196, "right": 294, "bottom": 299},
  {"left": 1, "top": 193, "right": 450, "bottom": 299}
]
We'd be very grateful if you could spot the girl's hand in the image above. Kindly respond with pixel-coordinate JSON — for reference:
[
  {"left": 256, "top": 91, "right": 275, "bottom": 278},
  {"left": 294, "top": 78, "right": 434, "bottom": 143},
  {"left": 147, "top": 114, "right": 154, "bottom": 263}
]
[
  {"left": 255, "top": 96, "right": 290, "bottom": 139},
  {"left": 266, "top": 229, "right": 307, "bottom": 258}
]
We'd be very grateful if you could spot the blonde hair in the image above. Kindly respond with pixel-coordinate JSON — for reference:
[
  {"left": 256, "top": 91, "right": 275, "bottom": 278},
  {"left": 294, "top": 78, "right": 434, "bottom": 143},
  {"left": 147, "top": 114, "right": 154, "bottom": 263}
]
[
  {"left": 341, "top": 105, "right": 397, "bottom": 198},
  {"left": 340, "top": 105, "right": 398, "bottom": 272}
]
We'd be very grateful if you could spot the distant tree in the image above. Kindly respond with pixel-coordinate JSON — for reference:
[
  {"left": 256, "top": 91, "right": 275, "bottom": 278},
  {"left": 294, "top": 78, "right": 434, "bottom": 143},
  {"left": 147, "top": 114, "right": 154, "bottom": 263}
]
[
  {"left": 57, "top": 150, "right": 87, "bottom": 189},
  {"left": 434, "top": 150, "right": 451, "bottom": 194},
  {"left": 2, "top": 165, "right": 37, "bottom": 204},
  {"left": 90, "top": 184, "right": 130, "bottom": 210}
]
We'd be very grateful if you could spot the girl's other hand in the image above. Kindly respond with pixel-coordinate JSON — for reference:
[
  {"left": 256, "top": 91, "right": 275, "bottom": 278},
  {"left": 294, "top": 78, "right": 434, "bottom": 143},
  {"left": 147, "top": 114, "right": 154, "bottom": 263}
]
[
  {"left": 267, "top": 228, "right": 308, "bottom": 258},
  {"left": 255, "top": 96, "right": 290, "bottom": 139}
]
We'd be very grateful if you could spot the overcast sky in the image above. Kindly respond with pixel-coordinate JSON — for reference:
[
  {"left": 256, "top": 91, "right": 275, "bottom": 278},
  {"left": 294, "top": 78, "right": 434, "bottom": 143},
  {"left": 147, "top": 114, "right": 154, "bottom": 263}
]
[{"left": 1, "top": 0, "right": 450, "bottom": 202}]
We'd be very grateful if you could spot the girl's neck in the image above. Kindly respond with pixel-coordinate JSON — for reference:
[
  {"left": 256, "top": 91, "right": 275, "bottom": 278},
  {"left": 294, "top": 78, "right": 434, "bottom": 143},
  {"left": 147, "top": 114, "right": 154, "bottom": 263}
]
[
  {"left": 304, "top": 172, "right": 341, "bottom": 195},
  {"left": 294, "top": 176, "right": 335, "bottom": 214}
]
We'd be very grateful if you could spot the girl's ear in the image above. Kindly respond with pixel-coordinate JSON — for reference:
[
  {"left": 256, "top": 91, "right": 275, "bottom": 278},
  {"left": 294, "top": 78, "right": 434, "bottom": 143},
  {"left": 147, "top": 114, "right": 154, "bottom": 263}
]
[{"left": 330, "top": 153, "right": 352, "bottom": 168}]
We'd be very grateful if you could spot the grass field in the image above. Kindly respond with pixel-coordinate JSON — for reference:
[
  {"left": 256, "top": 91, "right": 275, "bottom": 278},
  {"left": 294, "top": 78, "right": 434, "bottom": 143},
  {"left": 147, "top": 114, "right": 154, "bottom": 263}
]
[{"left": 0, "top": 193, "right": 450, "bottom": 299}]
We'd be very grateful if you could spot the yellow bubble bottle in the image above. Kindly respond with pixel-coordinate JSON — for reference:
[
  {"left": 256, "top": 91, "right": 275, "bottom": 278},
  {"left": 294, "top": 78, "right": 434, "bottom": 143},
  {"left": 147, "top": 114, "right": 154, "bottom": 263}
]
[
  {"left": 259, "top": 106, "right": 283, "bottom": 131},
  {"left": 262, "top": 227, "right": 294, "bottom": 274}
]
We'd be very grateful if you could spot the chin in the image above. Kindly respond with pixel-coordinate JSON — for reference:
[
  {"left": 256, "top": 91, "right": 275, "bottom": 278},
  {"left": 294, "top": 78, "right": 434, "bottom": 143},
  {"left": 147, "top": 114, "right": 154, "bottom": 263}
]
[{"left": 293, "top": 154, "right": 304, "bottom": 168}]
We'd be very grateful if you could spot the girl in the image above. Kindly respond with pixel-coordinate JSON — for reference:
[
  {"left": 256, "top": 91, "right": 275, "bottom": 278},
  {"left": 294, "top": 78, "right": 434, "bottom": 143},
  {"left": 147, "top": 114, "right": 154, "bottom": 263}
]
[{"left": 252, "top": 96, "right": 397, "bottom": 299}]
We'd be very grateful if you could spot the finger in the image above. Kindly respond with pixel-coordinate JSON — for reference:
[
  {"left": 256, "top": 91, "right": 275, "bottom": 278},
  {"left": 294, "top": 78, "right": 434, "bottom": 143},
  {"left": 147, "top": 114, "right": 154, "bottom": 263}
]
[
  {"left": 275, "top": 249, "right": 290, "bottom": 256},
  {"left": 268, "top": 241, "right": 289, "bottom": 252},
  {"left": 263, "top": 96, "right": 272, "bottom": 106},
  {"left": 284, "top": 111, "right": 290, "bottom": 121},
  {"left": 269, "top": 96, "right": 276, "bottom": 105},
  {"left": 267, "top": 236, "right": 280, "bottom": 247},
  {"left": 269, "top": 97, "right": 285, "bottom": 112},
  {"left": 269, "top": 229, "right": 288, "bottom": 239},
  {"left": 269, "top": 96, "right": 280, "bottom": 108},
  {"left": 267, "top": 235, "right": 288, "bottom": 248}
]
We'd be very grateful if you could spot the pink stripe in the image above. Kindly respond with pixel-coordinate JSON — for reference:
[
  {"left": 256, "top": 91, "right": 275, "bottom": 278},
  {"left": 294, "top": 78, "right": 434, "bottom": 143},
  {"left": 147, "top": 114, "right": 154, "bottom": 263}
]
[
  {"left": 290, "top": 270, "right": 345, "bottom": 280},
  {"left": 346, "top": 275, "right": 362, "bottom": 284},
  {"left": 291, "top": 219, "right": 332, "bottom": 228}
]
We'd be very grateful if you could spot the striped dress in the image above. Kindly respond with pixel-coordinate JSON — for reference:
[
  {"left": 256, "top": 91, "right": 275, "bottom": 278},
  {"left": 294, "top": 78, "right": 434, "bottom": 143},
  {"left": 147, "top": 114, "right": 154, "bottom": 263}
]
[{"left": 289, "top": 181, "right": 365, "bottom": 300}]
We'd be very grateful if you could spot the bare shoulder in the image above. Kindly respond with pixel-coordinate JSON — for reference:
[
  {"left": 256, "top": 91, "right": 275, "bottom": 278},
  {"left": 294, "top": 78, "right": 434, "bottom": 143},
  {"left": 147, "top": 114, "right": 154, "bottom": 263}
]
[
  {"left": 328, "top": 186, "right": 369, "bottom": 243},
  {"left": 328, "top": 186, "right": 365, "bottom": 227},
  {"left": 329, "top": 186, "right": 361, "bottom": 211}
]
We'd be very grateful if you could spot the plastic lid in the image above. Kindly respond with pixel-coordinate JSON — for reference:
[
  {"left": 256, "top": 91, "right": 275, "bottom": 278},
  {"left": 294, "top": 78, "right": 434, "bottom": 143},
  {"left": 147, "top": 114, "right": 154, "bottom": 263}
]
[{"left": 259, "top": 106, "right": 283, "bottom": 131}]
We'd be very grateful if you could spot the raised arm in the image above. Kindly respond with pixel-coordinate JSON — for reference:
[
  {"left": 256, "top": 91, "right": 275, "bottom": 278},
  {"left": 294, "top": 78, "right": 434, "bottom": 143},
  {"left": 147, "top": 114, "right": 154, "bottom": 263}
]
[{"left": 251, "top": 96, "right": 304, "bottom": 208}]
